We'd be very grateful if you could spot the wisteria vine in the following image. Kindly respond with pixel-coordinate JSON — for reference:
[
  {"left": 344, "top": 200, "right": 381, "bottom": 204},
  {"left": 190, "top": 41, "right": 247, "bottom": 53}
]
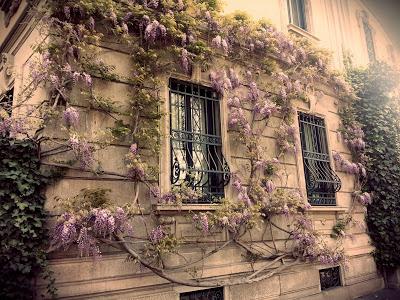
[{"left": 0, "top": 0, "right": 370, "bottom": 291}]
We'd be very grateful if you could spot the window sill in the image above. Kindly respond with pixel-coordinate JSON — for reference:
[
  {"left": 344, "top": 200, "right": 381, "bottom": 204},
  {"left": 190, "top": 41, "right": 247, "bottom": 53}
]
[
  {"left": 309, "top": 206, "right": 348, "bottom": 213},
  {"left": 287, "top": 24, "right": 319, "bottom": 43},
  {"left": 153, "top": 203, "right": 221, "bottom": 215}
]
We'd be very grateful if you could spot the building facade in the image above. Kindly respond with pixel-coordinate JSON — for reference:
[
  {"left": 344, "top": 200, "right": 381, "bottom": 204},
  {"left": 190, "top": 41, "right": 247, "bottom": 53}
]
[{"left": 1, "top": 1, "right": 399, "bottom": 299}]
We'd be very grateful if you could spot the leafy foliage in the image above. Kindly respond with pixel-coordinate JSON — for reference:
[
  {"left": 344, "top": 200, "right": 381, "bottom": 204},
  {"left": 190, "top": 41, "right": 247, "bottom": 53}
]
[
  {"left": 347, "top": 62, "right": 400, "bottom": 268},
  {"left": 0, "top": 136, "right": 54, "bottom": 299}
]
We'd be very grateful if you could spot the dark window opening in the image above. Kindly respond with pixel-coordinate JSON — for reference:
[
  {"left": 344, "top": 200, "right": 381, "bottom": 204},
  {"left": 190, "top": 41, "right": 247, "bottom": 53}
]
[
  {"left": 319, "top": 266, "right": 341, "bottom": 290},
  {"left": 288, "top": 0, "right": 307, "bottom": 30},
  {"left": 0, "top": 87, "right": 13, "bottom": 117},
  {"left": 298, "top": 112, "right": 341, "bottom": 206},
  {"left": 362, "top": 16, "right": 376, "bottom": 62},
  {"left": 180, "top": 287, "right": 224, "bottom": 300},
  {"left": 169, "top": 79, "right": 230, "bottom": 204}
]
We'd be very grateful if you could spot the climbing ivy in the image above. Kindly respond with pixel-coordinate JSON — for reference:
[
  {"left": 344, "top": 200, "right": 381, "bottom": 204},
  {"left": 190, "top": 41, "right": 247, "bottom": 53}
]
[
  {"left": 346, "top": 62, "right": 400, "bottom": 268},
  {"left": 0, "top": 135, "right": 55, "bottom": 299}
]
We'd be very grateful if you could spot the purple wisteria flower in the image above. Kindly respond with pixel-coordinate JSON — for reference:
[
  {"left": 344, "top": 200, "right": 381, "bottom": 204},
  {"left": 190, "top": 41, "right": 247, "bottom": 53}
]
[
  {"left": 69, "top": 135, "right": 95, "bottom": 169},
  {"left": 129, "top": 143, "right": 138, "bottom": 155},
  {"left": 193, "top": 213, "right": 209, "bottom": 234},
  {"left": 227, "top": 96, "right": 241, "bottom": 108},
  {"left": 228, "top": 68, "right": 240, "bottom": 89},
  {"left": 149, "top": 225, "right": 167, "bottom": 244},
  {"left": 176, "top": 0, "right": 184, "bottom": 10},
  {"left": 264, "top": 180, "right": 275, "bottom": 193},
  {"left": 248, "top": 82, "right": 260, "bottom": 101},
  {"left": 63, "top": 107, "right": 79, "bottom": 127},
  {"left": 82, "top": 72, "right": 92, "bottom": 87},
  {"left": 354, "top": 191, "right": 372, "bottom": 206},
  {"left": 0, "top": 117, "right": 26, "bottom": 137},
  {"left": 144, "top": 19, "right": 166, "bottom": 43},
  {"left": 180, "top": 49, "right": 190, "bottom": 74},
  {"left": 333, "top": 151, "right": 364, "bottom": 175},
  {"left": 92, "top": 208, "right": 116, "bottom": 237}
]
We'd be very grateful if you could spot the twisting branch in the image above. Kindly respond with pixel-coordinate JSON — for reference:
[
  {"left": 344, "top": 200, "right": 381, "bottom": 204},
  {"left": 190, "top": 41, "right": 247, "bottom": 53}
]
[{"left": 116, "top": 235, "right": 300, "bottom": 287}]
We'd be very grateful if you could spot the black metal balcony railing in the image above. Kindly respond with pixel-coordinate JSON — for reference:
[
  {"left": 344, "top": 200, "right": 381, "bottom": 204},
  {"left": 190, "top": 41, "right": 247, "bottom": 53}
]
[
  {"left": 298, "top": 112, "right": 341, "bottom": 206},
  {"left": 169, "top": 79, "right": 230, "bottom": 204}
]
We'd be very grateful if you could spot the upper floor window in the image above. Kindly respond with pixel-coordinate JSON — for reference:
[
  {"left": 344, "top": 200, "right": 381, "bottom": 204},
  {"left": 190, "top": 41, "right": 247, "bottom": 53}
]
[
  {"left": 169, "top": 79, "right": 230, "bottom": 204},
  {"left": 298, "top": 112, "right": 341, "bottom": 206},
  {"left": 288, "top": 0, "right": 307, "bottom": 30},
  {"left": 361, "top": 12, "right": 376, "bottom": 62},
  {"left": 0, "top": 87, "right": 13, "bottom": 117}
]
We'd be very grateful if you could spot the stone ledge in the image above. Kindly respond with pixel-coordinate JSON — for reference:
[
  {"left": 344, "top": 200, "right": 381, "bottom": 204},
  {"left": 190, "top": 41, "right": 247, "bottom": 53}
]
[
  {"left": 153, "top": 204, "right": 221, "bottom": 215},
  {"left": 287, "top": 24, "right": 320, "bottom": 43},
  {"left": 309, "top": 206, "right": 348, "bottom": 213}
]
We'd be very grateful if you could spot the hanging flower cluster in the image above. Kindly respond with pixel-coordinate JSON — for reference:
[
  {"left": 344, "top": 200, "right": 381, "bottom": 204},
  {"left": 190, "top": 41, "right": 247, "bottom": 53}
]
[
  {"left": 51, "top": 207, "right": 132, "bottom": 257},
  {"left": 353, "top": 191, "right": 372, "bottom": 206},
  {"left": 333, "top": 151, "right": 366, "bottom": 176},
  {"left": 68, "top": 135, "right": 95, "bottom": 169},
  {"left": 125, "top": 143, "right": 148, "bottom": 180}
]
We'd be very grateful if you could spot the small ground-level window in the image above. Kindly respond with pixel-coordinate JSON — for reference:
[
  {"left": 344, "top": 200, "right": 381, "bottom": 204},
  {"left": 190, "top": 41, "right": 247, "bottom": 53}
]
[
  {"left": 169, "top": 78, "right": 230, "bottom": 204},
  {"left": 180, "top": 287, "right": 224, "bottom": 300},
  {"left": 319, "top": 266, "right": 342, "bottom": 290},
  {"left": 298, "top": 112, "right": 341, "bottom": 205}
]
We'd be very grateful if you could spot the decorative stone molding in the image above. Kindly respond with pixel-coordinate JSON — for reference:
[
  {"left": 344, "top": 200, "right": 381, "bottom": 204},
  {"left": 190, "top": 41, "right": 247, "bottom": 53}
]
[
  {"left": 1, "top": 0, "right": 22, "bottom": 27},
  {"left": 0, "top": 53, "right": 15, "bottom": 95}
]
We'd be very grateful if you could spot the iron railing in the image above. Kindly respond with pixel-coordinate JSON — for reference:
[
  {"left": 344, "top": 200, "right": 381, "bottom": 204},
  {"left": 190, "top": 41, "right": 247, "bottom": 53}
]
[
  {"left": 298, "top": 112, "right": 341, "bottom": 206},
  {"left": 169, "top": 79, "right": 230, "bottom": 204},
  {"left": 319, "top": 266, "right": 341, "bottom": 290},
  {"left": 180, "top": 287, "right": 224, "bottom": 300}
]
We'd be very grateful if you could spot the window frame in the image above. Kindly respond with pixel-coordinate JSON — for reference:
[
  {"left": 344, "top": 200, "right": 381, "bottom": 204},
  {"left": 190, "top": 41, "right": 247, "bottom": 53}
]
[
  {"left": 361, "top": 12, "right": 376, "bottom": 62},
  {"left": 168, "top": 78, "right": 230, "bottom": 204},
  {"left": 297, "top": 112, "right": 341, "bottom": 206},
  {"left": 287, "top": 0, "right": 308, "bottom": 31}
]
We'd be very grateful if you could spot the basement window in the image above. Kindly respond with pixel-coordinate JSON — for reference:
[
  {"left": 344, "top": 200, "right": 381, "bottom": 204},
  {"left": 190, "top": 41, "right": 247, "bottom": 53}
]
[
  {"left": 180, "top": 287, "right": 224, "bottom": 300},
  {"left": 319, "top": 266, "right": 341, "bottom": 290}
]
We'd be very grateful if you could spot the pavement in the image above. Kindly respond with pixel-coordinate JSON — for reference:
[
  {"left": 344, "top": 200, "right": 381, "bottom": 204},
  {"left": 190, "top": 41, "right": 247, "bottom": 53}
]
[{"left": 356, "top": 288, "right": 400, "bottom": 300}]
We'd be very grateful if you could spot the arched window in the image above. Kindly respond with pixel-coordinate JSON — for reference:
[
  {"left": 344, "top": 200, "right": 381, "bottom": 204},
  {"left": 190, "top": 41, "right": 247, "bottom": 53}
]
[{"left": 361, "top": 12, "right": 376, "bottom": 62}]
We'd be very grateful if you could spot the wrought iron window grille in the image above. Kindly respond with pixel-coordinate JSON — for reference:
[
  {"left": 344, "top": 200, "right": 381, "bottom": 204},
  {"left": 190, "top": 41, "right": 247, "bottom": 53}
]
[
  {"left": 319, "top": 266, "right": 341, "bottom": 290},
  {"left": 287, "top": 0, "right": 307, "bottom": 30},
  {"left": 180, "top": 287, "right": 224, "bottom": 300},
  {"left": 298, "top": 112, "right": 341, "bottom": 206},
  {"left": 169, "top": 79, "right": 230, "bottom": 204}
]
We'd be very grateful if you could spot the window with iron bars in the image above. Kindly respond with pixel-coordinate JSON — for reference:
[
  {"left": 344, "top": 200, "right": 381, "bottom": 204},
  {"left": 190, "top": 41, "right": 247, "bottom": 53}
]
[
  {"left": 180, "top": 287, "right": 224, "bottom": 300},
  {"left": 169, "top": 79, "right": 230, "bottom": 204},
  {"left": 298, "top": 112, "right": 341, "bottom": 206},
  {"left": 287, "top": 0, "right": 307, "bottom": 30},
  {"left": 319, "top": 266, "right": 341, "bottom": 290}
]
